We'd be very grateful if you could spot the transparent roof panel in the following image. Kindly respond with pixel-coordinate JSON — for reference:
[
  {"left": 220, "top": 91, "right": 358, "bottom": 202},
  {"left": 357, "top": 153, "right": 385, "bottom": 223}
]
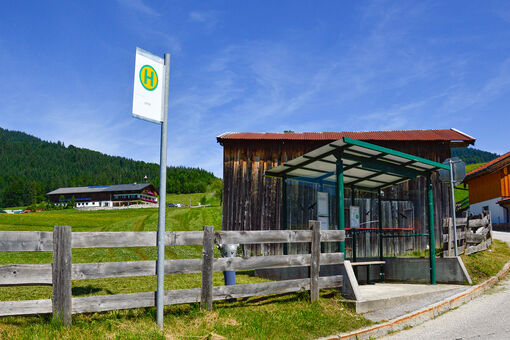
[
  {"left": 265, "top": 137, "right": 449, "bottom": 191},
  {"left": 383, "top": 154, "right": 410, "bottom": 163},
  {"left": 370, "top": 173, "right": 401, "bottom": 183},
  {"left": 348, "top": 145, "right": 381, "bottom": 156},
  {"left": 344, "top": 168, "right": 377, "bottom": 178}
]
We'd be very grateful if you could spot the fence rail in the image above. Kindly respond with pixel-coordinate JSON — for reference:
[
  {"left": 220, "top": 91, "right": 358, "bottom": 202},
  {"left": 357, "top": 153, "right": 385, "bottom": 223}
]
[
  {"left": 0, "top": 229, "right": 345, "bottom": 252},
  {"left": 0, "top": 221, "right": 345, "bottom": 325},
  {"left": 442, "top": 211, "right": 492, "bottom": 256}
]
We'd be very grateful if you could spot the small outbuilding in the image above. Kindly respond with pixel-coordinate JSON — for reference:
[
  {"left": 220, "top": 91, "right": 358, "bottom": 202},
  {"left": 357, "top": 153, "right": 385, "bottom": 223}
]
[
  {"left": 464, "top": 152, "right": 510, "bottom": 225},
  {"left": 217, "top": 129, "right": 476, "bottom": 256}
]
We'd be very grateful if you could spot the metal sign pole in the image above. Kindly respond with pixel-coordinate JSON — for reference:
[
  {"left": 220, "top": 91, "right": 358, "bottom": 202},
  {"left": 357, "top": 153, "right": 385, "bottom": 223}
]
[
  {"left": 449, "top": 159, "right": 458, "bottom": 256},
  {"left": 156, "top": 53, "right": 170, "bottom": 328}
]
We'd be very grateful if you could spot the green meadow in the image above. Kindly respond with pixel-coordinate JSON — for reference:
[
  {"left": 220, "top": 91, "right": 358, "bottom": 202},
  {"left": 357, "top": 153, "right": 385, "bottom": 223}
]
[{"left": 0, "top": 193, "right": 371, "bottom": 339}]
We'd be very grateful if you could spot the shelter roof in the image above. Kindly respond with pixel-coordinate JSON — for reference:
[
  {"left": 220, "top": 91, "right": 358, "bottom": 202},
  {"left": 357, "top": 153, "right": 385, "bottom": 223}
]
[
  {"left": 47, "top": 183, "right": 156, "bottom": 196},
  {"left": 265, "top": 137, "right": 449, "bottom": 192},
  {"left": 464, "top": 152, "right": 510, "bottom": 182},
  {"left": 217, "top": 129, "right": 475, "bottom": 147}
]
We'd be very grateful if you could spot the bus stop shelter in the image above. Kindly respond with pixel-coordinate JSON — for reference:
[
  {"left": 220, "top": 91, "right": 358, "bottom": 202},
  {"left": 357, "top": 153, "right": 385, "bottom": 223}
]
[{"left": 265, "top": 137, "right": 450, "bottom": 284}]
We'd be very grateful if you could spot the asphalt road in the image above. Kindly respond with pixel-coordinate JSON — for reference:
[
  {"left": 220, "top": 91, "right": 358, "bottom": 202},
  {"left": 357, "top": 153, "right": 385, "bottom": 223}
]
[{"left": 382, "top": 231, "right": 510, "bottom": 340}]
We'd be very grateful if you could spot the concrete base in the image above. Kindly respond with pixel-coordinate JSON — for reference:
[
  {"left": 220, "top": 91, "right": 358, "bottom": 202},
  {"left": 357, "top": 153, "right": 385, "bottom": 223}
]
[
  {"left": 352, "top": 283, "right": 466, "bottom": 314},
  {"left": 254, "top": 256, "right": 471, "bottom": 304},
  {"left": 384, "top": 256, "right": 472, "bottom": 285}
]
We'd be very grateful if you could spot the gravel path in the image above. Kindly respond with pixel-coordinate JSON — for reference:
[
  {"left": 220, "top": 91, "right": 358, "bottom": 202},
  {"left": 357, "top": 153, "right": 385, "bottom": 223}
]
[{"left": 382, "top": 231, "right": 510, "bottom": 340}]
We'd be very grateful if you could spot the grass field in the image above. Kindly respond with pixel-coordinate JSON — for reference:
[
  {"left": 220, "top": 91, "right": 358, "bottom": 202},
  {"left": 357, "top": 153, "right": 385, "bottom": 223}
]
[
  {"left": 461, "top": 239, "right": 510, "bottom": 284},
  {"left": 0, "top": 193, "right": 372, "bottom": 339}
]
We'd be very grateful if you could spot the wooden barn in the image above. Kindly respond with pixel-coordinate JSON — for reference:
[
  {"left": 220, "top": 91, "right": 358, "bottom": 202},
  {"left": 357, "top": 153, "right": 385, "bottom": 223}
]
[{"left": 217, "top": 129, "right": 475, "bottom": 257}]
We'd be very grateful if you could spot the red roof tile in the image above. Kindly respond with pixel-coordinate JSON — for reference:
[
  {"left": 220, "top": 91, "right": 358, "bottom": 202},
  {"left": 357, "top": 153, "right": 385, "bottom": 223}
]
[
  {"left": 465, "top": 152, "right": 510, "bottom": 181},
  {"left": 217, "top": 129, "right": 475, "bottom": 143}
]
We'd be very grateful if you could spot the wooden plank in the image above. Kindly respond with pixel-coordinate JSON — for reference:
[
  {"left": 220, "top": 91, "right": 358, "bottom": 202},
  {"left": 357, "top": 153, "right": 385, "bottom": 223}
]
[
  {"left": 466, "top": 232, "right": 485, "bottom": 244},
  {"left": 476, "top": 227, "right": 490, "bottom": 237},
  {"left": 73, "top": 253, "right": 344, "bottom": 280},
  {"left": 73, "top": 231, "right": 199, "bottom": 247},
  {"left": 72, "top": 291, "right": 155, "bottom": 314},
  {"left": 465, "top": 240, "right": 489, "bottom": 255},
  {"left": 71, "top": 230, "right": 344, "bottom": 248},
  {"left": 211, "top": 276, "right": 343, "bottom": 300},
  {"left": 71, "top": 275, "right": 343, "bottom": 314},
  {"left": 456, "top": 217, "right": 468, "bottom": 226},
  {"left": 0, "top": 231, "right": 53, "bottom": 252},
  {"left": 457, "top": 244, "right": 466, "bottom": 255},
  {"left": 468, "top": 216, "right": 490, "bottom": 228},
  {"left": 0, "top": 264, "right": 52, "bottom": 285},
  {"left": 0, "top": 299, "right": 52, "bottom": 316},
  {"left": 0, "top": 229, "right": 345, "bottom": 251},
  {"left": 201, "top": 225, "right": 214, "bottom": 311},
  {"left": 0, "top": 253, "right": 344, "bottom": 285},
  {"left": 72, "top": 232, "right": 156, "bottom": 248},
  {"left": 213, "top": 230, "right": 345, "bottom": 245},
  {"left": 310, "top": 221, "right": 321, "bottom": 302},
  {"left": 213, "top": 253, "right": 344, "bottom": 272},
  {"left": 52, "top": 226, "right": 72, "bottom": 326}
]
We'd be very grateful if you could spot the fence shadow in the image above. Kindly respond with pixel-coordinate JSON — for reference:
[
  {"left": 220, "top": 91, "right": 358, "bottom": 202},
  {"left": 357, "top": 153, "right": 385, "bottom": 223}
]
[{"left": 72, "top": 285, "right": 113, "bottom": 296}]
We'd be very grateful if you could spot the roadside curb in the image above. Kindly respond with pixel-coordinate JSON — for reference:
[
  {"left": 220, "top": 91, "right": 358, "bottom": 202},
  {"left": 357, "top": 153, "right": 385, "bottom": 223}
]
[{"left": 319, "top": 261, "right": 510, "bottom": 340}]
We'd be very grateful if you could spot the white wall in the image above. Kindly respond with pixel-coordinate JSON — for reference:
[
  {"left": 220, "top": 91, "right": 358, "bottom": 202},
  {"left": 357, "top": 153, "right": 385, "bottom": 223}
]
[
  {"left": 469, "top": 197, "right": 507, "bottom": 223},
  {"left": 75, "top": 201, "right": 112, "bottom": 208}
]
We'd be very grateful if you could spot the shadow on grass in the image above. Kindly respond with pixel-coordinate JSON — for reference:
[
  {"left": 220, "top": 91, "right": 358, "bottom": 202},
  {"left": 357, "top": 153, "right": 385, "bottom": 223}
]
[
  {"left": 72, "top": 285, "right": 114, "bottom": 296},
  {"left": 214, "top": 291, "right": 317, "bottom": 309}
]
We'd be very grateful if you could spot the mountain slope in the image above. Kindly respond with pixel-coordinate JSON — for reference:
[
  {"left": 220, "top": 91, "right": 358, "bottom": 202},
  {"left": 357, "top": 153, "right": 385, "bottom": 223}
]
[
  {"left": 0, "top": 127, "right": 217, "bottom": 207},
  {"left": 451, "top": 147, "right": 500, "bottom": 165}
]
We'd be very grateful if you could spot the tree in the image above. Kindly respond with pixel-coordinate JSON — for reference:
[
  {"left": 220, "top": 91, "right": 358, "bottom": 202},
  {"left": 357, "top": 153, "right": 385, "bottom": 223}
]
[
  {"left": 0, "top": 127, "right": 219, "bottom": 207},
  {"left": 68, "top": 196, "right": 76, "bottom": 209}
]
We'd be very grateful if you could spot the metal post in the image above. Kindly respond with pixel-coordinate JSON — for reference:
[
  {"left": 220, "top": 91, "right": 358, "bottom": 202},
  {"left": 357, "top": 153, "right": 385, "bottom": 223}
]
[
  {"left": 282, "top": 178, "right": 288, "bottom": 255},
  {"left": 427, "top": 174, "right": 436, "bottom": 285},
  {"left": 378, "top": 191, "right": 383, "bottom": 261},
  {"left": 351, "top": 188, "right": 356, "bottom": 258},
  {"left": 351, "top": 188, "right": 357, "bottom": 277},
  {"left": 449, "top": 159, "right": 458, "bottom": 256},
  {"left": 336, "top": 157, "right": 345, "bottom": 253},
  {"left": 156, "top": 53, "right": 170, "bottom": 328}
]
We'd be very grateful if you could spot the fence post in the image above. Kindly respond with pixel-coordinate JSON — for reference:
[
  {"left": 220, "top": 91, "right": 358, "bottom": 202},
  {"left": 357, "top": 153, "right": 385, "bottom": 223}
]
[
  {"left": 310, "top": 220, "right": 321, "bottom": 302},
  {"left": 201, "top": 225, "right": 214, "bottom": 311},
  {"left": 52, "top": 226, "right": 72, "bottom": 326}
]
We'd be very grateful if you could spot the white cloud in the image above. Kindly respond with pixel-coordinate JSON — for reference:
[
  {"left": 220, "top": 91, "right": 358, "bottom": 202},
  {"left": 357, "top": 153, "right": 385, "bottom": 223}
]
[
  {"left": 188, "top": 10, "right": 221, "bottom": 32},
  {"left": 116, "top": 0, "right": 158, "bottom": 16}
]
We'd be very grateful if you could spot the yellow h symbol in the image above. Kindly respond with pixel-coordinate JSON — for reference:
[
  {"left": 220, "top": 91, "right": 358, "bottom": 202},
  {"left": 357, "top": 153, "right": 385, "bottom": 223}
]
[{"left": 140, "top": 65, "right": 158, "bottom": 91}]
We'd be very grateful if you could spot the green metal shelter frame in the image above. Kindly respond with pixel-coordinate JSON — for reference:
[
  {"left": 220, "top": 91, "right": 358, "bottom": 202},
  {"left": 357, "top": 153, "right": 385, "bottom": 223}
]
[{"left": 265, "top": 137, "right": 450, "bottom": 284}]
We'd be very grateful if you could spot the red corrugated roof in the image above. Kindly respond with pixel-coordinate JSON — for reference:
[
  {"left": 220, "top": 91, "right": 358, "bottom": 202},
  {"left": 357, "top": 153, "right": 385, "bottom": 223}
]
[
  {"left": 465, "top": 152, "right": 510, "bottom": 181},
  {"left": 217, "top": 129, "right": 475, "bottom": 142}
]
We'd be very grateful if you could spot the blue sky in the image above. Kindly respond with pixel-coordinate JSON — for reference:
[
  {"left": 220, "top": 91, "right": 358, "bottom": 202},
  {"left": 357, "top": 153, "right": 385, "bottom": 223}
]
[{"left": 1, "top": 1, "right": 509, "bottom": 177}]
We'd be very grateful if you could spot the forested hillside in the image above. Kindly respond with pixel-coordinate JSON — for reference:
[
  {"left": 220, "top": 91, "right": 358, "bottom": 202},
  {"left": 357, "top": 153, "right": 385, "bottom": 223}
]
[
  {"left": 451, "top": 147, "right": 499, "bottom": 164},
  {"left": 0, "top": 127, "right": 218, "bottom": 207}
]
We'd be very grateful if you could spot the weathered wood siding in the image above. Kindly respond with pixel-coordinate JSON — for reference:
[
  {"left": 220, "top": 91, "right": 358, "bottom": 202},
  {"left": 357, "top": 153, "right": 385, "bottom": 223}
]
[{"left": 221, "top": 140, "right": 453, "bottom": 256}]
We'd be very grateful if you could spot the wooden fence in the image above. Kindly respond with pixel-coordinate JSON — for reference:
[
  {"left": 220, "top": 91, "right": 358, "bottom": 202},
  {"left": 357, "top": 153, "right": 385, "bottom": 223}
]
[
  {"left": 0, "top": 221, "right": 344, "bottom": 325},
  {"left": 442, "top": 211, "right": 492, "bottom": 256}
]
